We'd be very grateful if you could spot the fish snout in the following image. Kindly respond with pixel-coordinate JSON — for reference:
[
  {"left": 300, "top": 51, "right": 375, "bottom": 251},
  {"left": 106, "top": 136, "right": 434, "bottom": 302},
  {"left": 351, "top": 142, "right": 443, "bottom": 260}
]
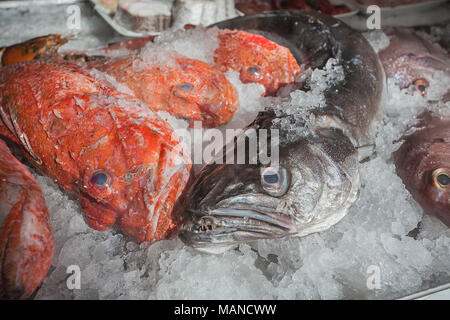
[
  {"left": 80, "top": 195, "right": 119, "bottom": 231},
  {"left": 169, "top": 76, "right": 239, "bottom": 127},
  {"left": 179, "top": 206, "right": 298, "bottom": 252},
  {"left": 120, "top": 146, "right": 192, "bottom": 243}
]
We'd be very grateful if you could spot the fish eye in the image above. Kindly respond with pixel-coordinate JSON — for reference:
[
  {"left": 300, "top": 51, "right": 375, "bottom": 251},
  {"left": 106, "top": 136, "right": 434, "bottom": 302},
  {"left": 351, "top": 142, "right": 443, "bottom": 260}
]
[
  {"left": 414, "top": 78, "right": 429, "bottom": 96},
  {"left": 90, "top": 171, "right": 109, "bottom": 187},
  {"left": 178, "top": 83, "right": 193, "bottom": 91},
  {"left": 247, "top": 66, "right": 260, "bottom": 75},
  {"left": 260, "top": 166, "right": 290, "bottom": 197},
  {"left": 432, "top": 168, "right": 449, "bottom": 188}
]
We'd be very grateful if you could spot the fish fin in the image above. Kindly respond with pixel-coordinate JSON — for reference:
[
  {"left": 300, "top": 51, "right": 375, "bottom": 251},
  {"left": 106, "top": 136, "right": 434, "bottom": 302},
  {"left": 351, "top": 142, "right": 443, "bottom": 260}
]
[
  {"left": 6, "top": 108, "right": 43, "bottom": 165},
  {"left": 0, "top": 119, "right": 19, "bottom": 145}
]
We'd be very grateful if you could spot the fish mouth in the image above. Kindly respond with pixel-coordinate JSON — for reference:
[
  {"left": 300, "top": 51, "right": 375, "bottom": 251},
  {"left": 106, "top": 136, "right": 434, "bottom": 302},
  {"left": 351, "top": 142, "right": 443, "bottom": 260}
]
[{"left": 179, "top": 206, "right": 298, "bottom": 251}]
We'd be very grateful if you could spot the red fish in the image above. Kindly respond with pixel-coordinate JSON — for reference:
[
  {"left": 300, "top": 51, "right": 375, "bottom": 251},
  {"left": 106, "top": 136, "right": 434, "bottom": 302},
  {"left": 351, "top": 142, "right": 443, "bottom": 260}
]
[
  {"left": 1, "top": 30, "right": 300, "bottom": 124},
  {"left": 66, "top": 29, "right": 301, "bottom": 96},
  {"left": 84, "top": 52, "right": 239, "bottom": 128},
  {"left": 0, "top": 139, "right": 54, "bottom": 299},
  {"left": 0, "top": 58, "right": 192, "bottom": 243},
  {"left": 214, "top": 29, "right": 302, "bottom": 96},
  {"left": 0, "top": 34, "right": 67, "bottom": 67},
  {"left": 393, "top": 112, "right": 450, "bottom": 227}
]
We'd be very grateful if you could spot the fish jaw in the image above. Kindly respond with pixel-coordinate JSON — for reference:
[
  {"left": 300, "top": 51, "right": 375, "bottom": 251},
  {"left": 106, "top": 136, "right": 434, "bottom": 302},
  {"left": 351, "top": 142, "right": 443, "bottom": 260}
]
[
  {"left": 118, "top": 140, "right": 192, "bottom": 243},
  {"left": 77, "top": 137, "right": 193, "bottom": 243},
  {"left": 76, "top": 128, "right": 193, "bottom": 243},
  {"left": 179, "top": 204, "right": 298, "bottom": 250},
  {"left": 79, "top": 196, "right": 119, "bottom": 231}
]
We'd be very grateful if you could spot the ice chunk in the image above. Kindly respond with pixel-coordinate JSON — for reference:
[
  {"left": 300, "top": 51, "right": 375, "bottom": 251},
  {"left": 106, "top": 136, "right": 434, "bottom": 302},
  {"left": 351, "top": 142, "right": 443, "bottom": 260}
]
[
  {"left": 146, "top": 27, "right": 220, "bottom": 64},
  {"left": 363, "top": 30, "right": 390, "bottom": 53}
]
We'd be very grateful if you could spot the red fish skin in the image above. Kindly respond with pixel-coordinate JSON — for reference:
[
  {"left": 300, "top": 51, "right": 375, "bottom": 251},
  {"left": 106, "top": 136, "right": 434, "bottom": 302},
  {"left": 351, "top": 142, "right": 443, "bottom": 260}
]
[
  {"left": 3, "top": 30, "right": 301, "bottom": 98},
  {"left": 0, "top": 139, "right": 54, "bottom": 299},
  {"left": 214, "top": 29, "right": 302, "bottom": 96},
  {"left": 85, "top": 52, "right": 239, "bottom": 128},
  {"left": 0, "top": 58, "right": 192, "bottom": 243},
  {"left": 393, "top": 113, "right": 450, "bottom": 227},
  {"left": 66, "top": 28, "right": 301, "bottom": 96},
  {"left": 1, "top": 34, "right": 67, "bottom": 67}
]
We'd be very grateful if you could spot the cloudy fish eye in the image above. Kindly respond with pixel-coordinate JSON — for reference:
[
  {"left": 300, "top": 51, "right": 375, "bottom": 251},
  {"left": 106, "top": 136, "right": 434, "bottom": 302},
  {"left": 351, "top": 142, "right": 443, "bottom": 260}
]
[
  {"left": 90, "top": 172, "right": 109, "bottom": 187},
  {"left": 437, "top": 174, "right": 449, "bottom": 186},
  {"left": 260, "top": 166, "right": 290, "bottom": 197},
  {"left": 247, "top": 66, "right": 260, "bottom": 76},
  {"left": 178, "top": 83, "right": 193, "bottom": 91}
]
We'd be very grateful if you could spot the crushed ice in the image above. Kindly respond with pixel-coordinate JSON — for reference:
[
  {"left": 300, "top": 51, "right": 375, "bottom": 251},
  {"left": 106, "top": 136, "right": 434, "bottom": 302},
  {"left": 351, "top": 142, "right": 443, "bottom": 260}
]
[{"left": 271, "top": 58, "right": 345, "bottom": 145}]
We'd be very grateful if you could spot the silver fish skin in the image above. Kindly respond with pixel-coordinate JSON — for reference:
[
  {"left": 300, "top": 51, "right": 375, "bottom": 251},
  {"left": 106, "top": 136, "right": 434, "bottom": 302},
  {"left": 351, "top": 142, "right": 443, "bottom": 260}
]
[{"left": 178, "top": 11, "right": 385, "bottom": 253}]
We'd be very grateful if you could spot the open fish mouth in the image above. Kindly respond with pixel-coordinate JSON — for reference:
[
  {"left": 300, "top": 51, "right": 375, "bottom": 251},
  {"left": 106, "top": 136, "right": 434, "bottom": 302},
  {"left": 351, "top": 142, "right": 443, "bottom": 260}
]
[{"left": 179, "top": 205, "right": 298, "bottom": 251}]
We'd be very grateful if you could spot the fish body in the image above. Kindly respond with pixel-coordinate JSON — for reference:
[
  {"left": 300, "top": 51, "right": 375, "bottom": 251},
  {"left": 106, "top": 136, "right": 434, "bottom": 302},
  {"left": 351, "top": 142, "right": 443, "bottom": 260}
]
[
  {"left": 0, "top": 58, "right": 192, "bottom": 243},
  {"left": 179, "top": 11, "right": 384, "bottom": 252},
  {"left": 0, "top": 139, "right": 53, "bottom": 299},
  {"left": 84, "top": 52, "right": 239, "bottom": 128},
  {"left": 379, "top": 28, "right": 450, "bottom": 95},
  {"left": 393, "top": 113, "right": 450, "bottom": 227}
]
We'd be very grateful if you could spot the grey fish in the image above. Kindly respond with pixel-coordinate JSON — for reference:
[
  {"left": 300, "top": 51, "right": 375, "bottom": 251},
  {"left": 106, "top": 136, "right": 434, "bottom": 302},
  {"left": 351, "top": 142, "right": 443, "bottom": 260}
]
[
  {"left": 379, "top": 27, "right": 450, "bottom": 96},
  {"left": 177, "top": 11, "right": 385, "bottom": 253}
]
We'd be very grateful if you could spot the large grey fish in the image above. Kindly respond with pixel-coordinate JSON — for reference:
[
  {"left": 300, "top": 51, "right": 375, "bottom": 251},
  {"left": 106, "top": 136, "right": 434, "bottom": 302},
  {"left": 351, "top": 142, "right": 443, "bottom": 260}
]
[
  {"left": 379, "top": 27, "right": 450, "bottom": 96},
  {"left": 177, "top": 11, "right": 385, "bottom": 253}
]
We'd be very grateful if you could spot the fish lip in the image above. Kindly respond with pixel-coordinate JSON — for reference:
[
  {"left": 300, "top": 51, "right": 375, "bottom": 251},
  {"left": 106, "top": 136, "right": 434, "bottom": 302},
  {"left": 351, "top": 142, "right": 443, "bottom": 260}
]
[{"left": 179, "top": 206, "right": 298, "bottom": 248}]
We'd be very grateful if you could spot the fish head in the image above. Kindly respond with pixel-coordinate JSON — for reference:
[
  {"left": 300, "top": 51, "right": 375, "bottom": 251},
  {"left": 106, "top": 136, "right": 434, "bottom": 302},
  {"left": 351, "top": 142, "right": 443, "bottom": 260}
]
[
  {"left": 168, "top": 57, "right": 239, "bottom": 127},
  {"left": 394, "top": 114, "right": 450, "bottom": 227},
  {"left": 214, "top": 29, "right": 301, "bottom": 96},
  {"left": 70, "top": 95, "right": 192, "bottom": 242},
  {"left": 380, "top": 28, "right": 450, "bottom": 96},
  {"left": 179, "top": 125, "right": 358, "bottom": 253}
]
